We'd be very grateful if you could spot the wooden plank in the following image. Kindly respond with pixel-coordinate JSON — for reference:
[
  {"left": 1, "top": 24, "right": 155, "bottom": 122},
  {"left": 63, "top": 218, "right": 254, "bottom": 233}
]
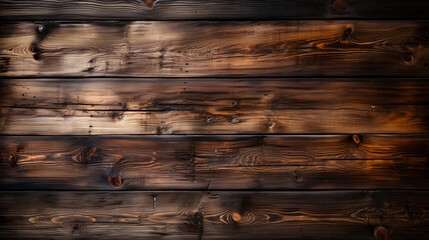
[
  {"left": 1, "top": 191, "right": 428, "bottom": 239},
  {"left": 1, "top": 78, "right": 429, "bottom": 134},
  {"left": 1, "top": 0, "right": 429, "bottom": 20},
  {"left": 1, "top": 135, "right": 428, "bottom": 190},
  {"left": 1, "top": 21, "right": 429, "bottom": 77}
]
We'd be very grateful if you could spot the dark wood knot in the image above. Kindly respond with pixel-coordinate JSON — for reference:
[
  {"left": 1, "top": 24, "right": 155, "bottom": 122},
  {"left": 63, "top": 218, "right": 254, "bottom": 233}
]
[
  {"left": 374, "top": 226, "right": 388, "bottom": 240},
  {"left": 188, "top": 212, "right": 204, "bottom": 228},
  {"left": 293, "top": 171, "right": 303, "bottom": 182},
  {"left": 1, "top": 152, "right": 18, "bottom": 168},
  {"left": 332, "top": 0, "right": 350, "bottom": 14},
  {"left": 342, "top": 27, "right": 353, "bottom": 41},
  {"left": 108, "top": 173, "right": 122, "bottom": 187},
  {"left": 403, "top": 54, "right": 414, "bottom": 63},
  {"left": 352, "top": 134, "right": 360, "bottom": 144},
  {"left": 78, "top": 146, "right": 97, "bottom": 164},
  {"left": 143, "top": 0, "right": 155, "bottom": 9}
]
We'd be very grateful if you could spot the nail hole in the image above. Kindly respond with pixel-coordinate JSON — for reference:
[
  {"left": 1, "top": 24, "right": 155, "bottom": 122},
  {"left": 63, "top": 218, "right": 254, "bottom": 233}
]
[{"left": 37, "top": 25, "right": 45, "bottom": 33}]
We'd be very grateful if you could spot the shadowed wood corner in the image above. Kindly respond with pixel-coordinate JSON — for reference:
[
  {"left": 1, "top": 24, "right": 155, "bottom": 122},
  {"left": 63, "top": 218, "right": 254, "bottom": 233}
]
[{"left": 0, "top": 0, "right": 429, "bottom": 239}]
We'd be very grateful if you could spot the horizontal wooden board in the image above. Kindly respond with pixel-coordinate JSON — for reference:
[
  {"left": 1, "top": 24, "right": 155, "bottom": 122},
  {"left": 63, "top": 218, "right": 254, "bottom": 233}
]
[
  {"left": 1, "top": 21, "right": 429, "bottom": 77},
  {"left": 1, "top": 0, "right": 429, "bottom": 20},
  {"left": 1, "top": 191, "right": 429, "bottom": 239},
  {"left": 1, "top": 135, "right": 428, "bottom": 190},
  {"left": 1, "top": 78, "right": 429, "bottom": 134}
]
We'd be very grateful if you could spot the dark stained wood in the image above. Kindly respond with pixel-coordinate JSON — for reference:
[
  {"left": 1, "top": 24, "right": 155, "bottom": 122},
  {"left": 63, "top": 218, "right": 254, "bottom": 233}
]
[
  {"left": 1, "top": 191, "right": 429, "bottom": 239},
  {"left": 1, "top": 78, "right": 429, "bottom": 134},
  {"left": 1, "top": 21, "right": 429, "bottom": 77},
  {"left": 1, "top": 0, "right": 429, "bottom": 20},
  {"left": 1, "top": 135, "right": 428, "bottom": 190}
]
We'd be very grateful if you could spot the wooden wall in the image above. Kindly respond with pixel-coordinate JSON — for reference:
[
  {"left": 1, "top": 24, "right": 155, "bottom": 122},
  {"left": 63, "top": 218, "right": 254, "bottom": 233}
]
[{"left": 1, "top": 0, "right": 429, "bottom": 239}]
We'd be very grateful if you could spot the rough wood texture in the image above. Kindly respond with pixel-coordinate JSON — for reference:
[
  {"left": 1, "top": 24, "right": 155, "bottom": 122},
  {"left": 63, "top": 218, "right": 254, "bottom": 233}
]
[
  {"left": 1, "top": 135, "right": 428, "bottom": 190},
  {"left": 1, "top": 191, "right": 429, "bottom": 239},
  {"left": 1, "top": 0, "right": 429, "bottom": 20},
  {"left": 1, "top": 78, "right": 429, "bottom": 134},
  {"left": 1, "top": 21, "right": 429, "bottom": 77}
]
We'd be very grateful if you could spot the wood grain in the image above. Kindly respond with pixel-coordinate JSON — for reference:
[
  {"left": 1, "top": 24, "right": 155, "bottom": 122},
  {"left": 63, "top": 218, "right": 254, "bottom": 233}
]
[
  {"left": 1, "top": 78, "right": 429, "bottom": 134},
  {"left": 1, "top": 135, "right": 428, "bottom": 190},
  {"left": 1, "top": 21, "right": 429, "bottom": 77},
  {"left": 1, "top": 191, "right": 429, "bottom": 239},
  {"left": 1, "top": 0, "right": 429, "bottom": 20}
]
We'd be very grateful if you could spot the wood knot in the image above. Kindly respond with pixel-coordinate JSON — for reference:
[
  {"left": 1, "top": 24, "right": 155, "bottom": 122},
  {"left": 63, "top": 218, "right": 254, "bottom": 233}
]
[
  {"left": 2, "top": 143, "right": 25, "bottom": 168},
  {"left": 268, "top": 121, "right": 275, "bottom": 128},
  {"left": 108, "top": 173, "right": 122, "bottom": 187},
  {"left": 78, "top": 146, "right": 97, "bottom": 164},
  {"left": 342, "top": 27, "right": 353, "bottom": 41},
  {"left": 293, "top": 171, "right": 303, "bottom": 182},
  {"left": 374, "top": 226, "right": 388, "bottom": 240},
  {"left": 143, "top": 0, "right": 156, "bottom": 9},
  {"left": 332, "top": 0, "right": 350, "bottom": 14},
  {"left": 1, "top": 152, "right": 18, "bottom": 168},
  {"left": 232, "top": 212, "right": 242, "bottom": 223},
  {"left": 403, "top": 54, "right": 414, "bottom": 63},
  {"left": 188, "top": 212, "right": 204, "bottom": 228},
  {"left": 352, "top": 134, "right": 361, "bottom": 144}
]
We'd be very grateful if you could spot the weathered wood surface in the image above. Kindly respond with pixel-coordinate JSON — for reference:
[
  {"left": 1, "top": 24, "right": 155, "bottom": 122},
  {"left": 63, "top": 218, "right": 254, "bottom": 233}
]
[
  {"left": 1, "top": 21, "right": 429, "bottom": 77},
  {"left": 1, "top": 135, "right": 428, "bottom": 190},
  {"left": 1, "top": 78, "right": 429, "bottom": 135},
  {"left": 2, "top": 0, "right": 429, "bottom": 20},
  {"left": 1, "top": 191, "right": 429, "bottom": 239}
]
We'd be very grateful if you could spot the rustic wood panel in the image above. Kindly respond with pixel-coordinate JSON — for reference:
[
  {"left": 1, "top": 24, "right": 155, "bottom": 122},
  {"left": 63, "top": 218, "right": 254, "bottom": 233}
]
[
  {"left": 1, "top": 135, "right": 428, "bottom": 190},
  {"left": 2, "top": 0, "right": 429, "bottom": 20},
  {"left": 1, "top": 191, "right": 429, "bottom": 239},
  {"left": 1, "top": 21, "right": 429, "bottom": 77},
  {"left": 1, "top": 78, "right": 428, "bottom": 135}
]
